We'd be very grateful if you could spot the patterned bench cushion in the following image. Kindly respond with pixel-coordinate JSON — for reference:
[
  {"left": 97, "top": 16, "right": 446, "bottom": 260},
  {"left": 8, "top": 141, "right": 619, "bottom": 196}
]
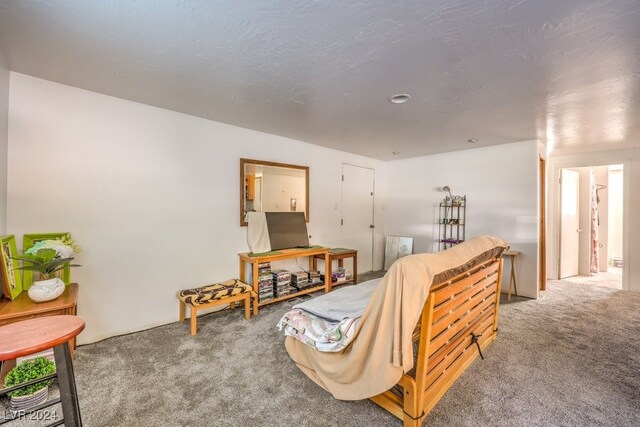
[{"left": 177, "top": 279, "right": 255, "bottom": 306}]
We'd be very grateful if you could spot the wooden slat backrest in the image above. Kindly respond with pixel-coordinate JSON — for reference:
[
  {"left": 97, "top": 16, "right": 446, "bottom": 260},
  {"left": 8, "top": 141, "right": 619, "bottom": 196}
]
[
  {"left": 414, "top": 256, "right": 502, "bottom": 412},
  {"left": 424, "top": 311, "right": 495, "bottom": 391},
  {"left": 427, "top": 302, "right": 495, "bottom": 371},
  {"left": 427, "top": 261, "right": 500, "bottom": 354},
  {"left": 429, "top": 294, "right": 496, "bottom": 356},
  {"left": 430, "top": 279, "right": 497, "bottom": 339},
  {"left": 430, "top": 260, "right": 499, "bottom": 300},
  {"left": 431, "top": 271, "right": 498, "bottom": 321},
  {"left": 422, "top": 315, "right": 496, "bottom": 412}
]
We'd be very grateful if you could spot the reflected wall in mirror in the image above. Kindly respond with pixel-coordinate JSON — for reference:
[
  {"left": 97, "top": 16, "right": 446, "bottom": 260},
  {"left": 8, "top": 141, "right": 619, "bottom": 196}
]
[{"left": 240, "top": 158, "right": 309, "bottom": 226}]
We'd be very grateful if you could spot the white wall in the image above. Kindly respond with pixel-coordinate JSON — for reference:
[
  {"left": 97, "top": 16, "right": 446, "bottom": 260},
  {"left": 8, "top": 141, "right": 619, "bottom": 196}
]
[
  {"left": 0, "top": 52, "right": 9, "bottom": 234},
  {"left": 385, "top": 140, "right": 541, "bottom": 298},
  {"left": 261, "top": 173, "right": 306, "bottom": 213},
  {"left": 548, "top": 150, "right": 638, "bottom": 293},
  {"left": 607, "top": 168, "right": 623, "bottom": 263},
  {"left": 7, "top": 73, "right": 387, "bottom": 343}
]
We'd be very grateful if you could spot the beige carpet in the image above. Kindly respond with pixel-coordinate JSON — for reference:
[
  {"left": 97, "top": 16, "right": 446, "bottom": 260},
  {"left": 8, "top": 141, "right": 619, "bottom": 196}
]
[
  {"left": 2, "top": 276, "right": 639, "bottom": 426},
  {"left": 562, "top": 267, "right": 622, "bottom": 289}
]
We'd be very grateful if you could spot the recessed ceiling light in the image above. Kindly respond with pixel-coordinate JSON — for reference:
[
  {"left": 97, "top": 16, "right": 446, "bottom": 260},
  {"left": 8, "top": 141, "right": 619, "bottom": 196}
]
[
  {"left": 392, "top": 151, "right": 400, "bottom": 155},
  {"left": 467, "top": 138, "right": 478, "bottom": 143},
  {"left": 389, "top": 94, "right": 411, "bottom": 104}
]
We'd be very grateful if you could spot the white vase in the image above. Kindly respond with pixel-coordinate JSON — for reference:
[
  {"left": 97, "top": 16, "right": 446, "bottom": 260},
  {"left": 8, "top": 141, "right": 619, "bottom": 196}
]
[{"left": 28, "top": 278, "right": 65, "bottom": 303}]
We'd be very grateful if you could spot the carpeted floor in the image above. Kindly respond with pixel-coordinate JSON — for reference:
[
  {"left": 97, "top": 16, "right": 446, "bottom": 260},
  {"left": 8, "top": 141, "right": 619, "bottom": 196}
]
[
  {"left": 562, "top": 267, "right": 623, "bottom": 289},
  {"left": 4, "top": 276, "right": 640, "bottom": 426}
]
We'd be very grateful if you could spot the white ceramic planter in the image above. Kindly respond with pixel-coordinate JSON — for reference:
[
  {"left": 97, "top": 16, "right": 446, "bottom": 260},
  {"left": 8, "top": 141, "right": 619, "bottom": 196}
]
[
  {"left": 28, "top": 278, "right": 65, "bottom": 303},
  {"left": 9, "top": 385, "right": 49, "bottom": 411}
]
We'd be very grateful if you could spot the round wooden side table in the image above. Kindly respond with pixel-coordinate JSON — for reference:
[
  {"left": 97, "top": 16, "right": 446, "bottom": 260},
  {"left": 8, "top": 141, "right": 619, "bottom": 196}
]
[{"left": 0, "top": 315, "right": 85, "bottom": 426}]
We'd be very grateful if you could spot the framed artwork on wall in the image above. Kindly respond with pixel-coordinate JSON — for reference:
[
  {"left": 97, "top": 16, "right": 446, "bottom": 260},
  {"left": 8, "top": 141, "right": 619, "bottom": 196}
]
[
  {"left": 23, "top": 232, "right": 73, "bottom": 288},
  {"left": 0, "top": 235, "right": 23, "bottom": 300}
]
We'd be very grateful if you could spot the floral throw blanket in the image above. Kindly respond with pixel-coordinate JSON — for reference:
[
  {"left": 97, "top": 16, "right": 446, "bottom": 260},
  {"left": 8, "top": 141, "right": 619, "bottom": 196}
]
[
  {"left": 277, "top": 278, "right": 382, "bottom": 352},
  {"left": 277, "top": 309, "right": 360, "bottom": 352}
]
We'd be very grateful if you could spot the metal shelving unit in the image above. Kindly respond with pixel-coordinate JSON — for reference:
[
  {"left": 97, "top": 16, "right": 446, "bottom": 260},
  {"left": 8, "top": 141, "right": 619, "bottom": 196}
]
[{"left": 438, "top": 196, "right": 466, "bottom": 251}]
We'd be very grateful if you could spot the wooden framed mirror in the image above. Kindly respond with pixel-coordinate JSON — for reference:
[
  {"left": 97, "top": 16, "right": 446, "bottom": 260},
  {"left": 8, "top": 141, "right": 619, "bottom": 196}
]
[{"left": 240, "top": 159, "right": 309, "bottom": 226}]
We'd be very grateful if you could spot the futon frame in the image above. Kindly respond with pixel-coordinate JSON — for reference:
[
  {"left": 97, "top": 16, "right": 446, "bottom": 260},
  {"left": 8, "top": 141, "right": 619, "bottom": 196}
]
[{"left": 370, "top": 257, "right": 504, "bottom": 426}]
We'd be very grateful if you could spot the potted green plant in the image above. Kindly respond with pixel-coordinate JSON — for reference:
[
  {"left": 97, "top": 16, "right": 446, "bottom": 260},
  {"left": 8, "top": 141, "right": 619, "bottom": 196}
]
[
  {"left": 4, "top": 357, "right": 56, "bottom": 411},
  {"left": 13, "top": 249, "right": 81, "bottom": 302}
]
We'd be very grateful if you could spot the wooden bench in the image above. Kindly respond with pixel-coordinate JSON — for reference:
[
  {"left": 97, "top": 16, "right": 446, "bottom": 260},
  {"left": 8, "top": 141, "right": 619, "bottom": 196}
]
[{"left": 177, "top": 279, "right": 257, "bottom": 335}]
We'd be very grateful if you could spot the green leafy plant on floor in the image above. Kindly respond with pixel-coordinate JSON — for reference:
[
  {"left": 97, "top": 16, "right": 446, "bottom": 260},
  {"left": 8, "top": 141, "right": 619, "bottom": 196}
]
[
  {"left": 4, "top": 357, "right": 56, "bottom": 397},
  {"left": 13, "top": 248, "right": 81, "bottom": 280}
]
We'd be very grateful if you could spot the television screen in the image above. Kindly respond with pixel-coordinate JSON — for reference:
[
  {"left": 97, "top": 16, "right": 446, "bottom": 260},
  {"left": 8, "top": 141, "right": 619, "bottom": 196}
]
[{"left": 265, "top": 212, "right": 310, "bottom": 250}]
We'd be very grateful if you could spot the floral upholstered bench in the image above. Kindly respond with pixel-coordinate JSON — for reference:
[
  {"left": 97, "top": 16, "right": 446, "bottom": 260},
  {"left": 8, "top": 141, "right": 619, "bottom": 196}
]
[{"left": 177, "top": 279, "right": 257, "bottom": 335}]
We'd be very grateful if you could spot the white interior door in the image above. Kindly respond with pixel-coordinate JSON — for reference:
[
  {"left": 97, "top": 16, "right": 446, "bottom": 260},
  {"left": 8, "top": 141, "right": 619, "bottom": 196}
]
[
  {"left": 560, "top": 168, "right": 580, "bottom": 278},
  {"left": 341, "top": 164, "right": 375, "bottom": 273}
]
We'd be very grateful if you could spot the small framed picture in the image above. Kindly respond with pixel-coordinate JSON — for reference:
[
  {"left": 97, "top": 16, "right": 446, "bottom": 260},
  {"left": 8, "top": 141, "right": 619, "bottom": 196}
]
[
  {"left": 290, "top": 198, "right": 297, "bottom": 211},
  {"left": 0, "top": 235, "right": 23, "bottom": 300}
]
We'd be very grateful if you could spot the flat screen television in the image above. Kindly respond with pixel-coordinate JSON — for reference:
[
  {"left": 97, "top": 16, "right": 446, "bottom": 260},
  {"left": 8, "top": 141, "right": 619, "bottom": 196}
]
[{"left": 265, "top": 212, "right": 310, "bottom": 250}]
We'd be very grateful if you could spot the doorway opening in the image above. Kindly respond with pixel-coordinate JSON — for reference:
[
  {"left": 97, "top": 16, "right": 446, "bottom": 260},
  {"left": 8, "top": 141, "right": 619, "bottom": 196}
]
[{"left": 558, "top": 164, "right": 623, "bottom": 289}]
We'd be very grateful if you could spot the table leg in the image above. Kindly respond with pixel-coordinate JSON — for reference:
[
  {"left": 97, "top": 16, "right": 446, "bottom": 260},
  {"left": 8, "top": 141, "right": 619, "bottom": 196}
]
[
  {"left": 0, "top": 359, "right": 16, "bottom": 384},
  {"left": 190, "top": 307, "right": 198, "bottom": 336},
  {"left": 53, "top": 342, "right": 82, "bottom": 427},
  {"left": 312, "top": 256, "right": 318, "bottom": 271},
  {"left": 512, "top": 257, "right": 518, "bottom": 297},
  {"left": 179, "top": 302, "right": 186, "bottom": 322},
  {"left": 239, "top": 259, "right": 246, "bottom": 283},
  {"left": 252, "top": 262, "right": 259, "bottom": 294},
  {"left": 244, "top": 294, "right": 251, "bottom": 320},
  {"left": 507, "top": 257, "right": 514, "bottom": 301},
  {"left": 353, "top": 253, "right": 358, "bottom": 284},
  {"left": 324, "top": 253, "right": 331, "bottom": 293}
]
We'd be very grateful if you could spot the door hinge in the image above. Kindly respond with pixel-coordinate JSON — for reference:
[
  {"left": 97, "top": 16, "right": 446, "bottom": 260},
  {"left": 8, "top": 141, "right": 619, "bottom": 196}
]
[
  {"left": 370, "top": 192, "right": 373, "bottom": 196},
  {"left": 342, "top": 174, "right": 344, "bottom": 181},
  {"left": 341, "top": 219, "right": 343, "bottom": 226}
]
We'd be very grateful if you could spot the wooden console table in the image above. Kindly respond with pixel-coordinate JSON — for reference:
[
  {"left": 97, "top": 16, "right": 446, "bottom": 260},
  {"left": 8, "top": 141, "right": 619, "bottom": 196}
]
[
  {"left": 312, "top": 248, "right": 358, "bottom": 291},
  {"left": 0, "top": 283, "right": 79, "bottom": 354},
  {"left": 239, "top": 247, "right": 331, "bottom": 311}
]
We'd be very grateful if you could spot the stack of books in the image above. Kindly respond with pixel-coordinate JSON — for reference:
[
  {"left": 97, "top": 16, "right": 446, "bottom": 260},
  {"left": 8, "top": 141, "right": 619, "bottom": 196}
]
[
  {"left": 272, "top": 269, "right": 293, "bottom": 297},
  {"left": 309, "top": 270, "right": 322, "bottom": 285},
  {"left": 291, "top": 271, "right": 311, "bottom": 290},
  {"left": 321, "top": 267, "right": 347, "bottom": 284},
  {"left": 257, "top": 262, "right": 273, "bottom": 302}
]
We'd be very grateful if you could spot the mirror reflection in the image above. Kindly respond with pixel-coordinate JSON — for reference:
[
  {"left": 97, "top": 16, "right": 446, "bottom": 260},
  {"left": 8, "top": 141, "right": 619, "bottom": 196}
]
[{"left": 240, "top": 159, "right": 309, "bottom": 226}]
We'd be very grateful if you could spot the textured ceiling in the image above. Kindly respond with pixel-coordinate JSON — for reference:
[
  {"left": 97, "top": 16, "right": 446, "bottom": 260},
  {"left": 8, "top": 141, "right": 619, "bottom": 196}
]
[{"left": 0, "top": 0, "right": 639, "bottom": 160}]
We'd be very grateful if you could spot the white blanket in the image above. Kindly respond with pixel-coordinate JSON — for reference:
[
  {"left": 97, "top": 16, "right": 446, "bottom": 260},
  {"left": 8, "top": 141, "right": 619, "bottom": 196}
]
[
  {"left": 293, "top": 278, "right": 381, "bottom": 321},
  {"left": 246, "top": 212, "right": 271, "bottom": 253},
  {"left": 277, "top": 279, "right": 382, "bottom": 352}
]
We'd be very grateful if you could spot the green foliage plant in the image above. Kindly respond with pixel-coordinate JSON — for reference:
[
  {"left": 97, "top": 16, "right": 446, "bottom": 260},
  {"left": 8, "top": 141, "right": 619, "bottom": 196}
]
[
  {"left": 13, "top": 249, "right": 81, "bottom": 280},
  {"left": 4, "top": 357, "right": 56, "bottom": 397}
]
